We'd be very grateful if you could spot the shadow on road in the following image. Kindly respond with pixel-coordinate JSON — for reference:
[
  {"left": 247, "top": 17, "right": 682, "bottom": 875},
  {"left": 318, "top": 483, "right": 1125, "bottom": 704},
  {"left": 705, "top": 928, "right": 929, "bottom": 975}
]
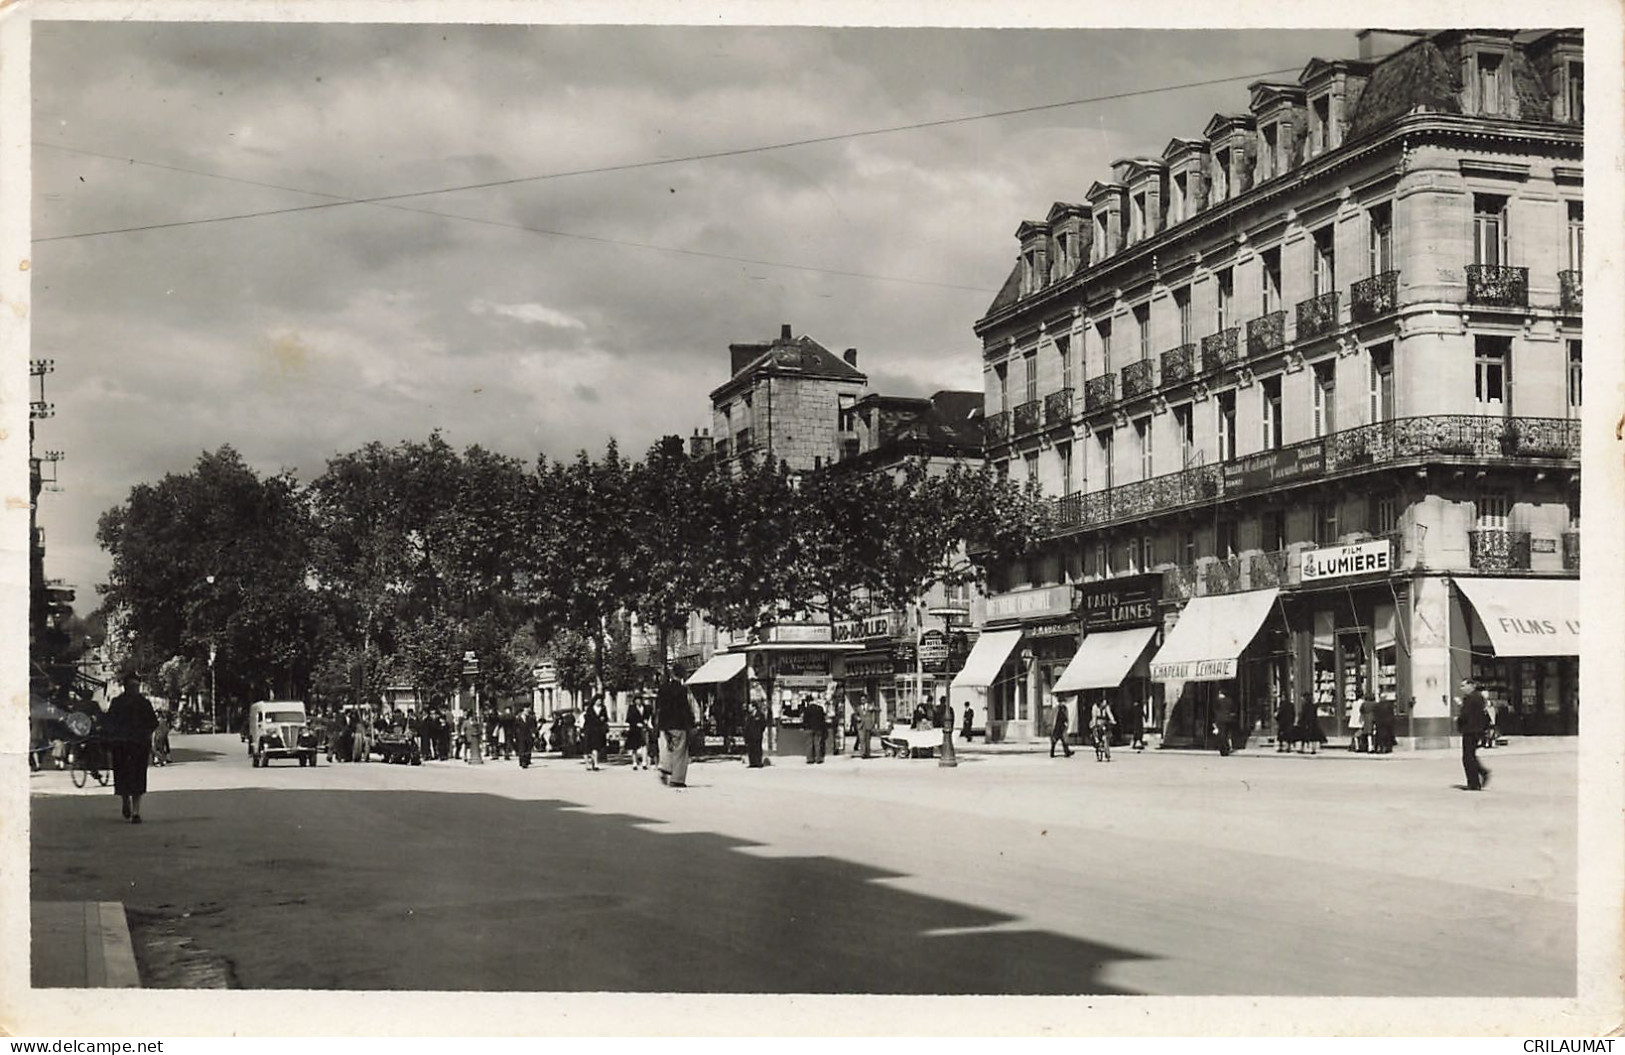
[{"left": 33, "top": 788, "right": 1151, "bottom": 993}]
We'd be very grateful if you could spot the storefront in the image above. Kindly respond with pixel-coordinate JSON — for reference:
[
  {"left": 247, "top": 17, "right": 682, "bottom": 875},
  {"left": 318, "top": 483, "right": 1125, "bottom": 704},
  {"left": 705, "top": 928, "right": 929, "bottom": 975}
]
[
  {"left": 831, "top": 611, "right": 907, "bottom": 728},
  {"left": 1025, "top": 619, "right": 1082, "bottom": 743},
  {"left": 1453, "top": 577, "right": 1580, "bottom": 736},
  {"left": 684, "top": 651, "right": 748, "bottom": 743},
  {"left": 1291, "top": 538, "right": 1407, "bottom": 744},
  {"left": 949, "top": 628, "right": 1023, "bottom": 742},
  {"left": 1150, "top": 588, "right": 1282, "bottom": 748},
  {"left": 1053, "top": 574, "right": 1164, "bottom": 742},
  {"left": 967, "top": 585, "right": 1076, "bottom": 742}
]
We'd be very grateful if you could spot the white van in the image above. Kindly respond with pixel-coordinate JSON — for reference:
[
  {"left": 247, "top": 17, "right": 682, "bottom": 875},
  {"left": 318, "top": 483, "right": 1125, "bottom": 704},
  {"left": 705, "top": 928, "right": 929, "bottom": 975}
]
[{"left": 247, "top": 700, "right": 316, "bottom": 768}]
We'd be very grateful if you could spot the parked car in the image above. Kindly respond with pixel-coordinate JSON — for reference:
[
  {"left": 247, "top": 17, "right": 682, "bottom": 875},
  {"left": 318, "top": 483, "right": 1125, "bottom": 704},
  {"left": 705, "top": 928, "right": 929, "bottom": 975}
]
[{"left": 247, "top": 700, "right": 317, "bottom": 768}]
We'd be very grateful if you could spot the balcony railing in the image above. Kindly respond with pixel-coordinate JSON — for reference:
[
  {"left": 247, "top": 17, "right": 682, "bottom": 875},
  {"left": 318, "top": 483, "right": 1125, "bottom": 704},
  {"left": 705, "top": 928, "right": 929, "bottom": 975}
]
[
  {"left": 1559, "top": 270, "right": 1582, "bottom": 314},
  {"left": 1085, "top": 374, "right": 1117, "bottom": 412},
  {"left": 1201, "top": 555, "right": 1242, "bottom": 595},
  {"left": 1246, "top": 311, "right": 1286, "bottom": 357},
  {"left": 1245, "top": 549, "right": 1290, "bottom": 589},
  {"left": 1121, "top": 359, "right": 1156, "bottom": 400},
  {"left": 1045, "top": 388, "right": 1073, "bottom": 427},
  {"left": 1296, "top": 292, "right": 1339, "bottom": 342},
  {"left": 1201, "top": 328, "right": 1239, "bottom": 374},
  {"left": 1014, "top": 399, "right": 1042, "bottom": 436},
  {"left": 1562, "top": 529, "right": 1579, "bottom": 571},
  {"left": 984, "top": 410, "right": 1011, "bottom": 446},
  {"left": 1351, "top": 270, "right": 1399, "bottom": 324},
  {"left": 1469, "top": 529, "right": 1532, "bottom": 571},
  {"left": 1043, "top": 415, "right": 1578, "bottom": 537},
  {"left": 1466, "top": 264, "right": 1529, "bottom": 308},
  {"left": 1161, "top": 344, "right": 1197, "bottom": 386},
  {"left": 1054, "top": 492, "right": 1085, "bottom": 528}
]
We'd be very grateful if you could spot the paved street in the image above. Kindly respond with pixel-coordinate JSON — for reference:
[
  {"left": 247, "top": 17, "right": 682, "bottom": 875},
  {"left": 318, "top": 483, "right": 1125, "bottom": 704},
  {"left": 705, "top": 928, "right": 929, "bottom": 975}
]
[{"left": 31, "top": 733, "right": 1576, "bottom": 995}]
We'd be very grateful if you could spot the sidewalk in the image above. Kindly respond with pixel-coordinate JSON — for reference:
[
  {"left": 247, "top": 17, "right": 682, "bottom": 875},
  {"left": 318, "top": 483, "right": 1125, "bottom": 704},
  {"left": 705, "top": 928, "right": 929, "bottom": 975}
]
[{"left": 32, "top": 901, "right": 141, "bottom": 988}]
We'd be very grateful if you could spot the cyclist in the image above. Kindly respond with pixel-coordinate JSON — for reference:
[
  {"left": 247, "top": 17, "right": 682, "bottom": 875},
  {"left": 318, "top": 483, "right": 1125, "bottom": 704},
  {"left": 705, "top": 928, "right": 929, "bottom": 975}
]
[{"left": 1089, "top": 698, "right": 1117, "bottom": 763}]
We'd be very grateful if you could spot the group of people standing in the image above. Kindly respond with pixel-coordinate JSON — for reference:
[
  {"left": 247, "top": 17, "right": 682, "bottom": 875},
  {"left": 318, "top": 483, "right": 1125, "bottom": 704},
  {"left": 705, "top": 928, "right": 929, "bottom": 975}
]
[{"left": 1271, "top": 692, "right": 1395, "bottom": 756}]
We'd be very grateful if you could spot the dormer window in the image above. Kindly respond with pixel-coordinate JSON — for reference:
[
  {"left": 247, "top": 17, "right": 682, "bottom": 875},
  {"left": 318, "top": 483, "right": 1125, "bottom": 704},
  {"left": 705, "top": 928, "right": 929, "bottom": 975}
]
[
  {"left": 1131, "top": 193, "right": 1147, "bottom": 243},
  {"left": 1477, "top": 52, "right": 1505, "bottom": 115},
  {"left": 1260, "top": 125, "right": 1278, "bottom": 181},
  {"left": 1094, "top": 215, "right": 1109, "bottom": 263},
  {"left": 1171, "top": 172, "right": 1187, "bottom": 224},
  {"left": 1567, "top": 61, "right": 1584, "bottom": 123},
  {"left": 1213, "top": 150, "right": 1230, "bottom": 202},
  {"left": 1310, "top": 96, "right": 1330, "bottom": 155}
]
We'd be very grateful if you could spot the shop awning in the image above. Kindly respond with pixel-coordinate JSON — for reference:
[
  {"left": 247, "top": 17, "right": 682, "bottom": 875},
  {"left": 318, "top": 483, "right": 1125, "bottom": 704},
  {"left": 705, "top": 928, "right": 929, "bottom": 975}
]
[
  {"left": 1052, "top": 626, "right": 1159, "bottom": 694},
  {"left": 685, "top": 652, "right": 748, "bottom": 686},
  {"left": 1150, "top": 588, "right": 1280, "bottom": 682},
  {"left": 949, "top": 629, "right": 1024, "bottom": 690},
  {"left": 1456, "top": 577, "right": 1579, "bottom": 657}
]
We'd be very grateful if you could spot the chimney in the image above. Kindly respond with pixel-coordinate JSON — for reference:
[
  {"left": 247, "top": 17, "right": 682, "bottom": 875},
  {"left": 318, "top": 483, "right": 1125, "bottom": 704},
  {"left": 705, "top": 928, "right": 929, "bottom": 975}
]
[
  {"left": 780, "top": 323, "right": 793, "bottom": 340},
  {"left": 843, "top": 348, "right": 858, "bottom": 367}
]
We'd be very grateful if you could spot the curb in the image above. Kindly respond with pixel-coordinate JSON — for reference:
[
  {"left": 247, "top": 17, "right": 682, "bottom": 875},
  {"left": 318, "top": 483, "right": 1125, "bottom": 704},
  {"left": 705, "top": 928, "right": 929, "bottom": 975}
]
[{"left": 34, "top": 901, "right": 141, "bottom": 988}]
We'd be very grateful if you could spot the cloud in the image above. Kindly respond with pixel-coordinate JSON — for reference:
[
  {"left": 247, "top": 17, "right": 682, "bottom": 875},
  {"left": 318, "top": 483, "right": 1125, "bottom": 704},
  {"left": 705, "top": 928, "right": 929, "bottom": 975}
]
[{"left": 469, "top": 299, "right": 587, "bottom": 330}]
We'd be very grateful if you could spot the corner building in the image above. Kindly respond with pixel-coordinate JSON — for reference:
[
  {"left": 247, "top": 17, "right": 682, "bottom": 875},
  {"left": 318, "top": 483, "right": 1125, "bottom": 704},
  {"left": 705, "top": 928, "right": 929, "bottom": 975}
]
[{"left": 973, "top": 29, "right": 1583, "bottom": 747}]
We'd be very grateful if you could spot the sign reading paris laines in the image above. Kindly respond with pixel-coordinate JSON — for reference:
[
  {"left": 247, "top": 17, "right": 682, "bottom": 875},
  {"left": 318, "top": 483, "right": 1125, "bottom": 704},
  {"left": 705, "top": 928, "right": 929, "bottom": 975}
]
[{"left": 1301, "top": 539, "right": 1392, "bottom": 582}]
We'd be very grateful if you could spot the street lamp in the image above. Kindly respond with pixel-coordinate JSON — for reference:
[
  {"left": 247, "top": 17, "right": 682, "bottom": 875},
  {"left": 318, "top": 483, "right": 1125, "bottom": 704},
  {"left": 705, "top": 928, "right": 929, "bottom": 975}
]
[{"left": 205, "top": 574, "right": 218, "bottom": 733}]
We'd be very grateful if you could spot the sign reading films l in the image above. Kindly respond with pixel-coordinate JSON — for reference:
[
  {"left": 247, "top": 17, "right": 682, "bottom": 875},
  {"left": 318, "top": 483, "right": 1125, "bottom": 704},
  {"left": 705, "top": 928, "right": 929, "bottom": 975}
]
[{"left": 1301, "top": 538, "right": 1392, "bottom": 582}]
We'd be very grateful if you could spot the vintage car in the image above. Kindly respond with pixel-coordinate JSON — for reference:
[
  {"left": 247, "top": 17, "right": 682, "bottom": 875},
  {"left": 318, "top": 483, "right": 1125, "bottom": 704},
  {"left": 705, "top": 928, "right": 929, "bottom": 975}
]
[
  {"left": 247, "top": 700, "right": 317, "bottom": 768},
  {"left": 372, "top": 731, "right": 422, "bottom": 765}
]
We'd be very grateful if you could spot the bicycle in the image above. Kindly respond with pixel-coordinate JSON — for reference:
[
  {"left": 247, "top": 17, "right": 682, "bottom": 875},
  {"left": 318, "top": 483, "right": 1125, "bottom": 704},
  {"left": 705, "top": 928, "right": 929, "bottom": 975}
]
[
  {"left": 67, "top": 720, "right": 113, "bottom": 790},
  {"left": 1091, "top": 723, "right": 1112, "bottom": 763}
]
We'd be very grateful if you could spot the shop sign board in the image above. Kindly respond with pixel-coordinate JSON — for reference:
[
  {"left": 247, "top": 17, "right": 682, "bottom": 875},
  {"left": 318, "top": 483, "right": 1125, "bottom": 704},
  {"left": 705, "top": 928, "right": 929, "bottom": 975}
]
[
  {"left": 1222, "top": 440, "right": 1325, "bottom": 494},
  {"left": 1149, "top": 657, "right": 1238, "bottom": 681},
  {"left": 1077, "top": 574, "right": 1164, "bottom": 630},
  {"left": 1301, "top": 538, "right": 1392, "bottom": 582},
  {"left": 918, "top": 628, "right": 949, "bottom": 672},
  {"left": 832, "top": 611, "right": 904, "bottom": 643},
  {"left": 1531, "top": 537, "right": 1557, "bottom": 554},
  {"left": 892, "top": 642, "right": 917, "bottom": 668},
  {"left": 985, "top": 584, "right": 1074, "bottom": 623},
  {"left": 769, "top": 624, "right": 834, "bottom": 644},
  {"left": 757, "top": 652, "right": 831, "bottom": 678},
  {"left": 843, "top": 653, "right": 895, "bottom": 679},
  {"left": 1025, "top": 619, "right": 1081, "bottom": 640}
]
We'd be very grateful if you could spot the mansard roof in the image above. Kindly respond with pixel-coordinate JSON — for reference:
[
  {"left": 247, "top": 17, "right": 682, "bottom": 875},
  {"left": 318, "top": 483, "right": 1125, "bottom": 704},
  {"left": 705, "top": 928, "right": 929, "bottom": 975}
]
[{"left": 1204, "top": 111, "right": 1257, "bottom": 138}]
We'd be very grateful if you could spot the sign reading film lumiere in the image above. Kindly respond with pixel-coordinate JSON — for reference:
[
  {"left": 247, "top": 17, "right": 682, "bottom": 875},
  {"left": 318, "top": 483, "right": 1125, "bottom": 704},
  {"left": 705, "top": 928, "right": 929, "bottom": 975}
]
[{"left": 1301, "top": 538, "right": 1392, "bottom": 582}]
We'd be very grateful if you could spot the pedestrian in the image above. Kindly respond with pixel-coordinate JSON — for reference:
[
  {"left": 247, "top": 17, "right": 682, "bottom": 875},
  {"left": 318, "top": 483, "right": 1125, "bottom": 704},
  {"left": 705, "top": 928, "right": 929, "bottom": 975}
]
[
  {"left": 743, "top": 700, "right": 767, "bottom": 768},
  {"left": 1357, "top": 693, "right": 1376, "bottom": 753},
  {"left": 960, "top": 704, "right": 974, "bottom": 742},
  {"left": 803, "top": 694, "right": 828, "bottom": 764},
  {"left": 1089, "top": 697, "right": 1116, "bottom": 762},
  {"left": 853, "top": 693, "right": 874, "bottom": 759},
  {"left": 514, "top": 707, "right": 535, "bottom": 769},
  {"left": 1127, "top": 696, "right": 1147, "bottom": 752},
  {"left": 622, "top": 698, "right": 647, "bottom": 770},
  {"left": 1296, "top": 692, "right": 1325, "bottom": 755},
  {"left": 655, "top": 675, "right": 694, "bottom": 788},
  {"left": 1483, "top": 698, "right": 1500, "bottom": 749},
  {"left": 583, "top": 697, "right": 609, "bottom": 771},
  {"left": 1049, "top": 700, "right": 1073, "bottom": 758},
  {"left": 461, "top": 711, "right": 483, "bottom": 765},
  {"left": 1274, "top": 695, "right": 1297, "bottom": 754},
  {"left": 1457, "top": 678, "right": 1492, "bottom": 791},
  {"left": 419, "top": 711, "right": 436, "bottom": 762},
  {"left": 351, "top": 711, "right": 370, "bottom": 763},
  {"left": 1373, "top": 695, "right": 1397, "bottom": 754},
  {"left": 1212, "top": 690, "right": 1236, "bottom": 756},
  {"left": 104, "top": 673, "right": 160, "bottom": 824}
]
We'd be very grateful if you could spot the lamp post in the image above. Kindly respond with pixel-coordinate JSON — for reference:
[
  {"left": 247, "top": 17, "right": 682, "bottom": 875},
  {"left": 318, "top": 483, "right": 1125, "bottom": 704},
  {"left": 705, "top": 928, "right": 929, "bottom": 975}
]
[{"left": 205, "top": 574, "right": 218, "bottom": 733}]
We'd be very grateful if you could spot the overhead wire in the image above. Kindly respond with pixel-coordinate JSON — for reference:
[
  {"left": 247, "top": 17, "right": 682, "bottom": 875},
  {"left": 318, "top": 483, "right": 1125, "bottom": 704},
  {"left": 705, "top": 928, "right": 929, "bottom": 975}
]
[{"left": 33, "top": 62, "right": 1303, "bottom": 248}]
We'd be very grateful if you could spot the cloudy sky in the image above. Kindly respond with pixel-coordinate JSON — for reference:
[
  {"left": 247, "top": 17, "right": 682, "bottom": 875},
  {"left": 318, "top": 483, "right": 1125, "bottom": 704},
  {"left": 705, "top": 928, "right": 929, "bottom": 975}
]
[{"left": 31, "top": 18, "right": 1361, "bottom": 593}]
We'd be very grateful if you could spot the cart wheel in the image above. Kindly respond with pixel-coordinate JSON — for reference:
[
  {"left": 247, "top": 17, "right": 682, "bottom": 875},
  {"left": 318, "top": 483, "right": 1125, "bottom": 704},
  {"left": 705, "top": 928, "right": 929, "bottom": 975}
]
[
  {"left": 71, "top": 755, "right": 88, "bottom": 789},
  {"left": 96, "top": 764, "right": 111, "bottom": 786}
]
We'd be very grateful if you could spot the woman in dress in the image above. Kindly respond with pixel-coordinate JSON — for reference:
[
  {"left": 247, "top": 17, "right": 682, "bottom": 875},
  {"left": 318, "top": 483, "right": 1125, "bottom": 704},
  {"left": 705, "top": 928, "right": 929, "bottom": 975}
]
[
  {"left": 1274, "top": 695, "right": 1297, "bottom": 753},
  {"left": 623, "top": 698, "right": 649, "bottom": 771},
  {"left": 105, "top": 674, "right": 160, "bottom": 823},
  {"left": 583, "top": 697, "right": 609, "bottom": 771},
  {"left": 1296, "top": 691, "right": 1326, "bottom": 755}
]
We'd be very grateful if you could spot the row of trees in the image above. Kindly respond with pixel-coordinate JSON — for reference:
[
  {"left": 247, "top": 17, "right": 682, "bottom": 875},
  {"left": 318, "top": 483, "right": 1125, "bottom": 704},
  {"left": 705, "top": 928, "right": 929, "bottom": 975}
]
[{"left": 96, "top": 435, "right": 1050, "bottom": 715}]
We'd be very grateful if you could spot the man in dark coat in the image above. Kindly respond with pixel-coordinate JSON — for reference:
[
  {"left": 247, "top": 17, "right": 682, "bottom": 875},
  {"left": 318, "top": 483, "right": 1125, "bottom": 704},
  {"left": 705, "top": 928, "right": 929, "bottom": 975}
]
[
  {"left": 743, "top": 701, "right": 767, "bottom": 768},
  {"left": 105, "top": 673, "right": 160, "bottom": 823},
  {"left": 1213, "top": 690, "right": 1236, "bottom": 756},
  {"left": 655, "top": 676, "right": 694, "bottom": 787},
  {"left": 1373, "top": 696, "right": 1397, "bottom": 754},
  {"left": 1049, "top": 701, "right": 1073, "bottom": 758},
  {"left": 803, "top": 695, "right": 828, "bottom": 764},
  {"left": 1457, "top": 678, "right": 1491, "bottom": 790},
  {"left": 514, "top": 707, "right": 535, "bottom": 768}
]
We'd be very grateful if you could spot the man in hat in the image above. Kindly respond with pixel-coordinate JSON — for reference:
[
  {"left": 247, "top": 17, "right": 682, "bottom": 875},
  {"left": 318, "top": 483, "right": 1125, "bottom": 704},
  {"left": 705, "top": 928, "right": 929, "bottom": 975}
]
[{"left": 1457, "top": 678, "right": 1491, "bottom": 791}]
